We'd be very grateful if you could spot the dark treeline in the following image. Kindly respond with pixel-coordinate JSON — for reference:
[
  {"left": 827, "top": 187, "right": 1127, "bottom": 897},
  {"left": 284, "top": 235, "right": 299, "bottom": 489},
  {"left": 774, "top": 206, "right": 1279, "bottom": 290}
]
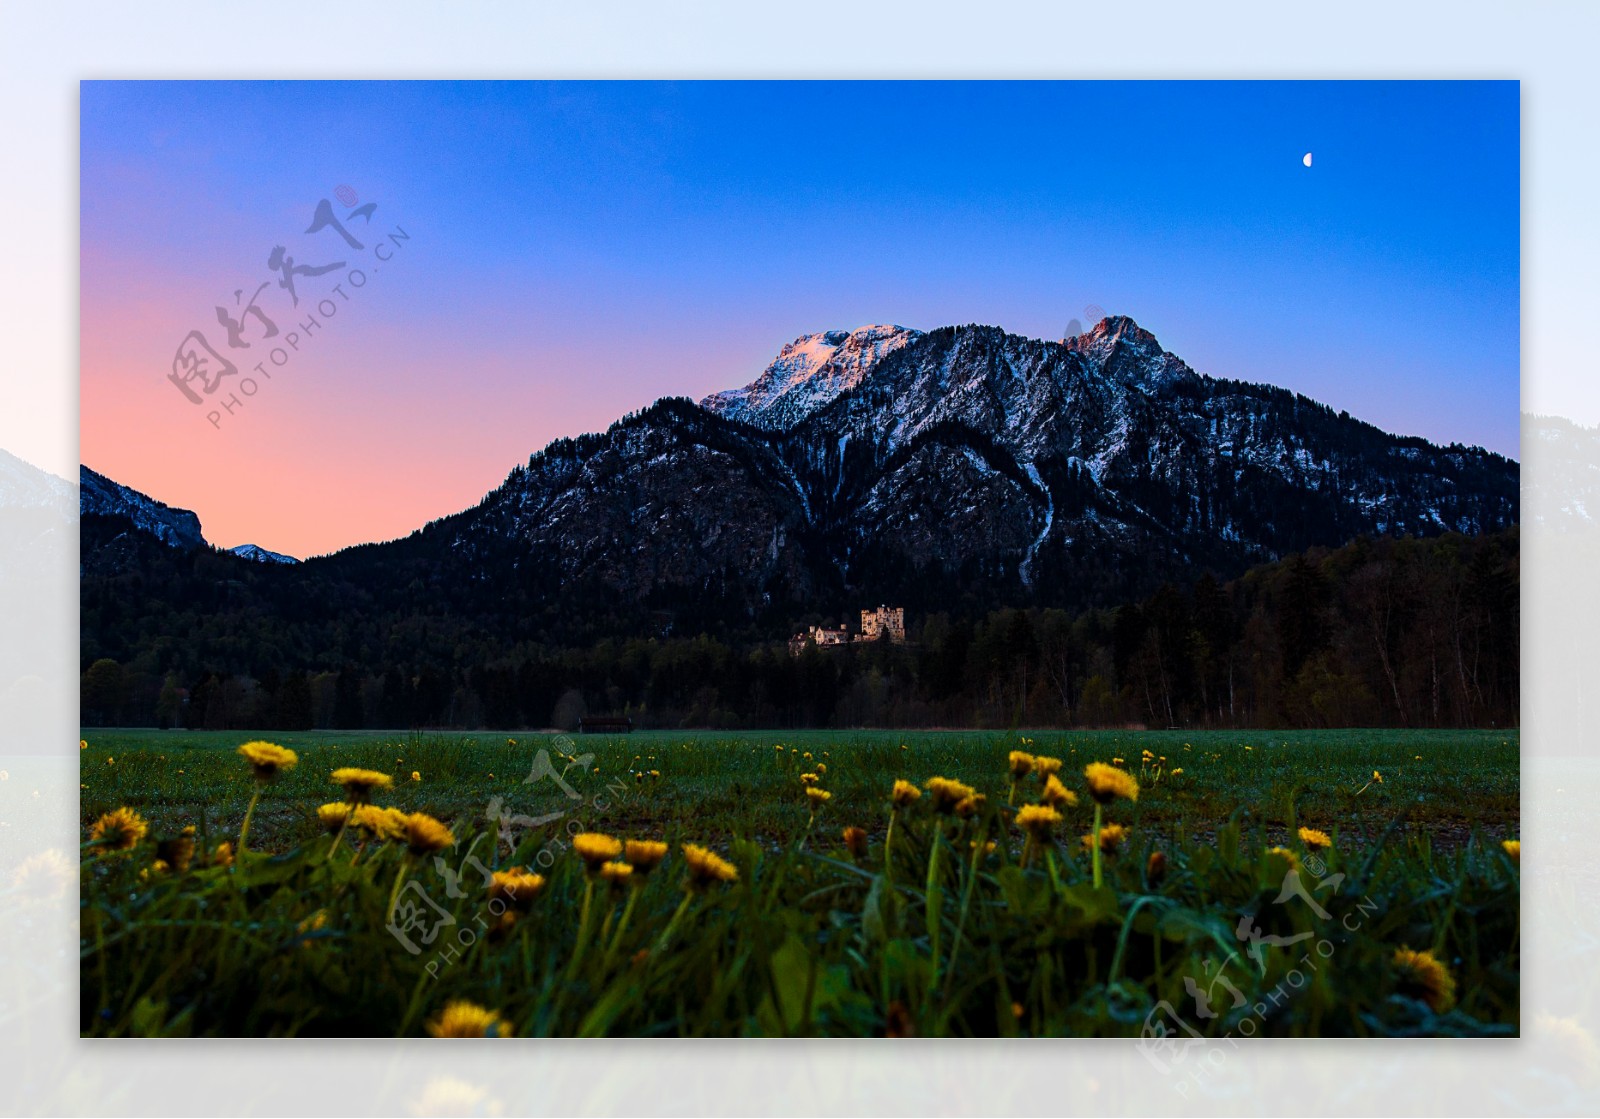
[{"left": 80, "top": 529, "right": 1518, "bottom": 732}]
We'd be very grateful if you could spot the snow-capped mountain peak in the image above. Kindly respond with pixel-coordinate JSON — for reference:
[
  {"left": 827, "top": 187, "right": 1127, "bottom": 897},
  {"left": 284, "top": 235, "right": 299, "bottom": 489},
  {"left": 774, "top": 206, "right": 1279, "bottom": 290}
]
[
  {"left": 79, "top": 466, "right": 206, "bottom": 550},
  {"left": 1063, "top": 315, "right": 1197, "bottom": 393},
  {"left": 702, "top": 323, "right": 922, "bottom": 430},
  {"left": 229, "top": 543, "right": 299, "bottom": 564}
]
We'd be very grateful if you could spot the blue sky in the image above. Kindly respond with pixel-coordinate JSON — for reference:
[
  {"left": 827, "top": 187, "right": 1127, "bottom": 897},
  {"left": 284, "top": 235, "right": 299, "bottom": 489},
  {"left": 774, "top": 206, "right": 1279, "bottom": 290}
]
[{"left": 81, "top": 80, "right": 1519, "bottom": 554}]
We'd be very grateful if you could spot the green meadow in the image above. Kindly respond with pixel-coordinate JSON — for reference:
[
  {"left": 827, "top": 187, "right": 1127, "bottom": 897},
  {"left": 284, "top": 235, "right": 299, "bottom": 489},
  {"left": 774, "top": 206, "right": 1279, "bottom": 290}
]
[{"left": 75, "top": 728, "right": 1519, "bottom": 1038}]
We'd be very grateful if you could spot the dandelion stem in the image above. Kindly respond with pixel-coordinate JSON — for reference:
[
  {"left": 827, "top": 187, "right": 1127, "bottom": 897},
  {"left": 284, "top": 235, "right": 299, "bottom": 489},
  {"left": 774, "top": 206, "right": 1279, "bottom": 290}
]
[
  {"left": 566, "top": 879, "right": 597, "bottom": 979},
  {"left": 385, "top": 854, "right": 412, "bottom": 924},
  {"left": 925, "top": 822, "right": 945, "bottom": 995},
  {"left": 605, "top": 887, "right": 642, "bottom": 966},
  {"left": 237, "top": 787, "right": 261, "bottom": 860},
  {"left": 942, "top": 821, "right": 987, "bottom": 1001},
  {"left": 653, "top": 891, "right": 695, "bottom": 956},
  {"left": 1091, "top": 803, "right": 1105, "bottom": 890}
]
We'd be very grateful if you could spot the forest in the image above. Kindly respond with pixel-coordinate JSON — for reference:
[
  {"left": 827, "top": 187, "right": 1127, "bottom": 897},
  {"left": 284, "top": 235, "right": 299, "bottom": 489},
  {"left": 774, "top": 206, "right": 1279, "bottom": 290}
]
[{"left": 79, "top": 528, "right": 1518, "bottom": 732}]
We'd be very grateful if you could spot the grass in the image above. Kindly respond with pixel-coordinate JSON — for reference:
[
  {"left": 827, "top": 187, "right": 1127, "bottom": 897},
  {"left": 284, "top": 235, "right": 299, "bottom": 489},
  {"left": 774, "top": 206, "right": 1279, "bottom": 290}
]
[{"left": 74, "top": 727, "right": 1519, "bottom": 1037}]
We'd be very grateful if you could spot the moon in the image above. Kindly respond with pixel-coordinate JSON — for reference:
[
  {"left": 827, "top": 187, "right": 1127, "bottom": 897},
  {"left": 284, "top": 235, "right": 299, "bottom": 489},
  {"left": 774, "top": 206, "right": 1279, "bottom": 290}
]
[{"left": 1303, "top": 152, "right": 1313, "bottom": 168}]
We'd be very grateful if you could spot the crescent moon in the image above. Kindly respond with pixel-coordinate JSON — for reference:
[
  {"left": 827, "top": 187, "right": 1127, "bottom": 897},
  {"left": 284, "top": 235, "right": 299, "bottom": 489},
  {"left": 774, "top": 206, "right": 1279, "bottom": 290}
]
[{"left": 1303, "top": 152, "right": 1313, "bottom": 168}]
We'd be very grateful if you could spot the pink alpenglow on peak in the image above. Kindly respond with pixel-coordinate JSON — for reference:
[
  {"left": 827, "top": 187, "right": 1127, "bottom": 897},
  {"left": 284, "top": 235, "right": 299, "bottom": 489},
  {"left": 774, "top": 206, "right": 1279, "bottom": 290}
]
[{"left": 703, "top": 324, "right": 922, "bottom": 431}]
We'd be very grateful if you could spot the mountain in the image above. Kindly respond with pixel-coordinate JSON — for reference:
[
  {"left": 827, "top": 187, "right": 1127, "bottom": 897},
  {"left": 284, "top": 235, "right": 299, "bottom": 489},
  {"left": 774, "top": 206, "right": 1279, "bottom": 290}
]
[
  {"left": 81, "top": 316, "right": 1521, "bottom": 642},
  {"left": 229, "top": 544, "right": 299, "bottom": 565},
  {"left": 80, "top": 466, "right": 205, "bottom": 550}
]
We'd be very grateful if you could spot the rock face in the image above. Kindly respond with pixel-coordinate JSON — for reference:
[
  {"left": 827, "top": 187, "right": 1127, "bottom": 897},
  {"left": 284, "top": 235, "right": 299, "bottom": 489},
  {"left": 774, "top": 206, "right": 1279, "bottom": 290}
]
[
  {"left": 79, "top": 466, "right": 205, "bottom": 551},
  {"left": 446, "top": 316, "right": 1518, "bottom": 612},
  {"left": 81, "top": 316, "right": 1521, "bottom": 621}
]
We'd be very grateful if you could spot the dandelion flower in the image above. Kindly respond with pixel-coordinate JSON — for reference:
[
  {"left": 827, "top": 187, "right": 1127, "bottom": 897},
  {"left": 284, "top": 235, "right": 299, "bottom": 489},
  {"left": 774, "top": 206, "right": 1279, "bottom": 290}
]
[
  {"left": 954, "top": 793, "right": 987, "bottom": 819},
  {"left": 599, "top": 860, "right": 634, "bottom": 888},
  {"left": 354, "top": 805, "right": 408, "bottom": 842},
  {"left": 156, "top": 830, "right": 196, "bottom": 873},
  {"left": 925, "top": 776, "right": 977, "bottom": 814},
  {"left": 816, "top": 763, "right": 826, "bottom": 776},
  {"left": 891, "top": 779, "right": 921, "bottom": 808},
  {"left": 572, "top": 832, "right": 623, "bottom": 871},
  {"left": 1171, "top": 767, "right": 1185, "bottom": 777},
  {"left": 623, "top": 839, "right": 669, "bottom": 874},
  {"left": 427, "top": 1000, "right": 514, "bottom": 1038},
  {"left": 490, "top": 868, "right": 546, "bottom": 911},
  {"left": 402, "top": 812, "right": 454, "bottom": 856},
  {"left": 1081, "top": 822, "right": 1129, "bottom": 854},
  {"left": 1015, "top": 804, "right": 1061, "bottom": 839},
  {"left": 681, "top": 842, "right": 739, "bottom": 890},
  {"left": 238, "top": 740, "right": 298, "bottom": 782},
  {"left": 331, "top": 767, "right": 393, "bottom": 803},
  {"left": 88, "top": 807, "right": 147, "bottom": 852},
  {"left": 1298, "top": 826, "right": 1332, "bottom": 851},
  {"left": 1041, "top": 773, "right": 1078, "bottom": 809},
  {"left": 317, "top": 802, "right": 353, "bottom": 834},
  {"left": 1373, "top": 770, "right": 1384, "bottom": 784},
  {"left": 800, "top": 772, "right": 820, "bottom": 786},
  {"left": 1032, "top": 756, "right": 1064, "bottom": 779},
  {"left": 80, "top": 739, "right": 87, "bottom": 750},
  {"left": 806, "top": 787, "right": 833, "bottom": 810},
  {"left": 411, "top": 770, "right": 421, "bottom": 782},
  {"left": 1084, "top": 762, "right": 1140, "bottom": 804},
  {"left": 1393, "top": 948, "right": 1456, "bottom": 1013},
  {"left": 1008, "top": 751, "right": 1035, "bottom": 778},
  {"left": 842, "top": 825, "right": 868, "bottom": 858},
  {"left": 1146, "top": 850, "right": 1167, "bottom": 884},
  {"left": 11, "top": 850, "right": 72, "bottom": 902},
  {"left": 1502, "top": 839, "right": 1520, "bottom": 863}
]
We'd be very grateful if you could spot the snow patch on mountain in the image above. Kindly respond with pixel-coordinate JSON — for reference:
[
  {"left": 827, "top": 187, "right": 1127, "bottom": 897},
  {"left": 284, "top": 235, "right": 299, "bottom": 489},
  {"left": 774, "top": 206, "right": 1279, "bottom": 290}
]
[
  {"left": 702, "top": 324, "right": 922, "bottom": 430},
  {"left": 229, "top": 543, "right": 299, "bottom": 564}
]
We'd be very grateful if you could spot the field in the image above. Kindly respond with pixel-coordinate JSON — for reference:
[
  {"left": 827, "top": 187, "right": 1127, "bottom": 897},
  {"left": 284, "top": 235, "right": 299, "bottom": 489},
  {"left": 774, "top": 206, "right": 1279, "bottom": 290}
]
[{"left": 75, "top": 728, "right": 1520, "bottom": 1038}]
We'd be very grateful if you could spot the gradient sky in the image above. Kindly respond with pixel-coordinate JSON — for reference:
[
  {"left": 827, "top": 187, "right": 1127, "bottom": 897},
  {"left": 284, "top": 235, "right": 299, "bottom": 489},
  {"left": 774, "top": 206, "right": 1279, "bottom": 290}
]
[{"left": 80, "top": 80, "right": 1519, "bottom": 558}]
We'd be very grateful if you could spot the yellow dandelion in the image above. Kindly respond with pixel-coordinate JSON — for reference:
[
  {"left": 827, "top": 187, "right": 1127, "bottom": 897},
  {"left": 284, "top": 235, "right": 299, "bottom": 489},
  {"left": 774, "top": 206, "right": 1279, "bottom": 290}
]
[
  {"left": 1373, "top": 770, "right": 1383, "bottom": 784},
  {"left": 1081, "top": 822, "right": 1130, "bottom": 854},
  {"left": 800, "top": 772, "right": 820, "bottom": 785},
  {"left": 806, "top": 786, "right": 833, "bottom": 810},
  {"left": 402, "top": 812, "right": 454, "bottom": 856},
  {"left": 426, "top": 1000, "right": 514, "bottom": 1038},
  {"left": 1112, "top": 756, "right": 1125, "bottom": 766},
  {"left": 1502, "top": 839, "right": 1520, "bottom": 863},
  {"left": 411, "top": 770, "right": 421, "bottom": 782},
  {"left": 353, "top": 804, "right": 408, "bottom": 842},
  {"left": 925, "top": 776, "right": 977, "bottom": 814},
  {"left": 490, "top": 868, "right": 546, "bottom": 911},
  {"left": 681, "top": 842, "right": 739, "bottom": 890},
  {"left": 1298, "top": 826, "right": 1332, "bottom": 851},
  {"left": 1008, "top": 751, "right": 1035, "bottom": 779},
  {"left": 88, "top": 807, "right": 147, "bottom": 852},
  {"left": 1171, "top": 767, "right": 1185, "bottom": 777},
  {"left": 803, "top": 752, "right": 813, "bottom": 761},
  {"left": 210, "top": 841, "right": 234, "bottom": 868},
  {"left": 623, "top": 839, "right": 669, "bottom": 873},
  {"left": 1041, "top": 773, "right": 1078, "bottom": 809},
  {"left": 572, "top": 832, "right": 623, "bottom": 871},
  {"left": 1084, "top": 762, "right": 1139, "bottom": 804},
  {"left": 1393, "top": 948, "right": 1456, "bottom": 1013},
  {"left": 1015, "top": 803, "right": 1061, "bottom": 839},
  {"left": 816, "top": 763, "right": 827, "bottom": 776},
  {"left": 891, "top": 779, "right": 921, "bottom": 808},
  {"left": 1032, "top": 756, "right": 1064, "bottom": 779},
  {"left": 842, "top": 825, "right": 868, "bottom": 859},
  {"left": 238, "top": 740, "right": 298, "bottom": 782},
  {"left": 599, "top": 859, "right": 634, "bottom": 888},
  {"left": 317, "top": 802, "right": 353, "bottom": 834},
  {"left": 331, "top": 767, "right": 393, "bottom": 803}
]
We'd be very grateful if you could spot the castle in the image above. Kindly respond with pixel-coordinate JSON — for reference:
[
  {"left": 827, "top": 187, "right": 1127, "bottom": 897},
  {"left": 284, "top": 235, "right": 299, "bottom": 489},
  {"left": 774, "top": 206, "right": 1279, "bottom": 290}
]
[{"left": 788, "top": 606, "right": 905, "bottom": 655}]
